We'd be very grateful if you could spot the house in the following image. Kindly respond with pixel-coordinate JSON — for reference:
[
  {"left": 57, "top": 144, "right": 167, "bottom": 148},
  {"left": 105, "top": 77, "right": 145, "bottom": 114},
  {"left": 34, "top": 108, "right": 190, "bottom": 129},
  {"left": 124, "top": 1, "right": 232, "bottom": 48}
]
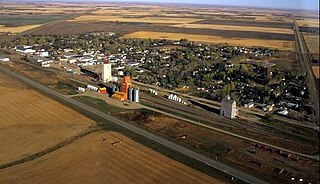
[
  {"left": 277, "top": 110, "right": 289, "bottom": 116},
  {"left": 0, "top": 56, "right": 9, "bottom": 62},
  {"left": 15, "top": 46, "right": 35, "bottom": 54},
  {"left": 68, "top": 58, "right": 77, "bottom": 64},
  {"left": 220, "top": 96, "right": 237, "bottom": 119},
  {"left": 262, "top": 105, "right": 273, "bottom": 112},
  {"left": 128, "top": 62, "right": 140, "bottom": 67},
  {"left": 244, "top": 102, "right": 254, "bottom": 108},
  {"left": 41, "top": 63, "right": 50, "bottom": 68},
  {"left": 39, "top": 51, "right": 49, "bottom": 57}
]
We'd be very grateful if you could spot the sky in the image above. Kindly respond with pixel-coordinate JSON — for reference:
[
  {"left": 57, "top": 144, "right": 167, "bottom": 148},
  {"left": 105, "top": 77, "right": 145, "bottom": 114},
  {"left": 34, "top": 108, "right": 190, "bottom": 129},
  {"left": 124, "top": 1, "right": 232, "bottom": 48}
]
[
  {"left": 16, "top": 0, "right": 320, "bottom": 11},
  {"left": 112, "top": 0, "right": 319, "bottom": 10}
]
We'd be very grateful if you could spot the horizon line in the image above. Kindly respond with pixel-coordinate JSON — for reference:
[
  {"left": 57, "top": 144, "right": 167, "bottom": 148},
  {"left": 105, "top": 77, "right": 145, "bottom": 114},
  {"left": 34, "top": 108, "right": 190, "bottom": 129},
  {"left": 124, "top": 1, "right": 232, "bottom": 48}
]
[{"left": 0, "top": 0, "right": 319, "bottom": 12}]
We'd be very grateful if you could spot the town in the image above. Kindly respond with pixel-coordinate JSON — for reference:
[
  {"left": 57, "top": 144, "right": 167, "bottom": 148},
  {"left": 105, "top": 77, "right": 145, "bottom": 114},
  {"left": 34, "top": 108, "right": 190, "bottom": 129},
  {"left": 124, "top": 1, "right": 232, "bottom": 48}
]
[
  {"left": 1, "top": 32, "right": 314, "bottom": 122},
  {"left": 0, "top": 2, "right": 319, "bottom": 183}
]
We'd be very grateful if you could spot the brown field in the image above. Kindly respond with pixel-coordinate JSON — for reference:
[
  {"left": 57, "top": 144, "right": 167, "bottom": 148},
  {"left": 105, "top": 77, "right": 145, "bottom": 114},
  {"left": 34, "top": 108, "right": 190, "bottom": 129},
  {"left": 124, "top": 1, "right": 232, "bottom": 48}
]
[
  {"left": 0, "top": 25, "right": 42, "bottom": 33},
  {"left": 31, "top": 21, "right": 293, "bottom": 42},
  {"left": 123, "top": 31, "right": 294, "bottom": 50},
  {"left": 255, "top": 16, "right": 293, "bottom": 23},
  {"left": 194, "top": 19, "right": 293, "bottom": 29},
  {"left": 303, "top": 33, "right": 320, "bottom": 55},
  {"left": 0, "top": 4, "right": 93, "bottom": 14},
  {"left": 91, "top": 9, "right": 155, "bottom": 16},
  {"left": 92, "top": 9, "right": 199, "bottom": 18},
  {"left": 297, "top": 19, "right": 319, "bottom": 27},
  {"left": 0, "top": 8, "right": 85, "bottom": 14},
  {"left": 312, "top": 66, "right": 319, "bottom": 79},
  {"left": 0, "top": 131, "right": 224, "bottom": 184},
  {"left": 0, "top": 72, "right": 95, "bottom": 164},
  {"left": 70, "top": 15, "right": 202, "bottom": 24},
  {"left": 172, "top": 23, "right": 294, "bottom": 34}
]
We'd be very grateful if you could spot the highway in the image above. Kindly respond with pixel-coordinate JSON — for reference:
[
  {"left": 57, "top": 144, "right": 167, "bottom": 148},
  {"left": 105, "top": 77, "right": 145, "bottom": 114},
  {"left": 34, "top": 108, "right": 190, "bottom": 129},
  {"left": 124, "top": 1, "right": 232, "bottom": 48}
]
[
  {"left": 293, "top": 18, "right": 320, "bottom": 126},
  {"left": 0, "top": 65, "right": 270, "bottom": 184}
]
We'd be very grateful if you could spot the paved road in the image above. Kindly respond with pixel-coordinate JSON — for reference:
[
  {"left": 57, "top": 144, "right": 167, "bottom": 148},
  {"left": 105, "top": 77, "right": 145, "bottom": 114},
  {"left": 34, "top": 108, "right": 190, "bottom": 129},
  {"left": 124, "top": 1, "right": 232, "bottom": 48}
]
[
  {"left": 293, "top": 18, "right": 320, "bottom": 126},
  {"left": 0, "top": 65, "right": 270, "bottom": 184}
]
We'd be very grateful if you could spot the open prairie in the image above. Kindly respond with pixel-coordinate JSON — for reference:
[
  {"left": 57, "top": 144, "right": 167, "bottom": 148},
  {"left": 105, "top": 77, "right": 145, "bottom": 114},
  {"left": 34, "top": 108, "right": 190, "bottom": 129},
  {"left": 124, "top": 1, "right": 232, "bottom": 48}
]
[
  {"left": 123, "top": 31, "right": 294, "bottom": 50},
  {"left": 0, "top": 131, "right": 224, "bottom": 184},
  {"left": 0, "top": 72, "right": 95, "bottom": 164}
]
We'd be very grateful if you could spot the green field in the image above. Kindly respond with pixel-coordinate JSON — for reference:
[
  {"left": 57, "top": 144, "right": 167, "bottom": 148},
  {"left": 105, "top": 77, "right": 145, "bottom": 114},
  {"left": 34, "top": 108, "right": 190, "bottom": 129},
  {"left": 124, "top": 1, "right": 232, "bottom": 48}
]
[{"left": 72, "top": 96, "right": 128, "bottom": 114}]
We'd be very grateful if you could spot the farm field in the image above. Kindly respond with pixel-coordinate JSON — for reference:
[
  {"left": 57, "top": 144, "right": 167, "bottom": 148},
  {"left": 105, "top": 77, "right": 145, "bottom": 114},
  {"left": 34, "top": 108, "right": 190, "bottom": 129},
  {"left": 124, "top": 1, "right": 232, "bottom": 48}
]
[
  {"left": 0, "top": 72, "right": 95, "bottom": 164},
  {"left": 0, "top": 3, "right": 93, "bottom": 15},
  {"left": 171, "top": 23, "right": 294, "bottom": 34},
  {"left": 303, "top": 33, "right": 320, "bottom": 55},
  {"left": 0, "top": 131, "right": 224, "bottom": 184},
  {"left": 0, "top": 14, "right": 69, "bottom": 26},
  {"left": 312, "top": 66, "right": 319, "bottom": 79},
  {"left": 191, "top": 19, "right": 293, "bottom": 29},
  {"left": 297, "top": 19, "right": 319, "bottom": 27},
  {"left": 0, "top": 24, "right": 42, "bottom": 33},
  {"left": 123, "top": 31, "right": 294, "bottom": 50},
  {"left": 70, "top": 15, "right": 202, "bottom": 24},
  {"left": 8, "top": 4, "right": 296, "bottom": 51}
]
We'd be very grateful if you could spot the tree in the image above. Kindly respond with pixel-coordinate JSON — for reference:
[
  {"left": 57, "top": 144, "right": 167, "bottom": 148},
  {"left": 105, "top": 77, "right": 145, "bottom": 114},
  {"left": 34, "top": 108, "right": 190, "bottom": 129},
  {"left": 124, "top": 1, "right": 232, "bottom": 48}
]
[{"left": 130, "top": 67, "right": 136, "bottom": 78}]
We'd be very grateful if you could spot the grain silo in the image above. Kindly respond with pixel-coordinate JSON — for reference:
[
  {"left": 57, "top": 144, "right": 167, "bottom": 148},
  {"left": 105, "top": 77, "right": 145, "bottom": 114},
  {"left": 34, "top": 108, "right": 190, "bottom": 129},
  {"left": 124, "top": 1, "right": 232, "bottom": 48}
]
[
  {"left": 133, "top": 88, "right": 140, "bottom": 102},
  {"left": 128, "top": 87, "right": 133, "bottom": 101}
]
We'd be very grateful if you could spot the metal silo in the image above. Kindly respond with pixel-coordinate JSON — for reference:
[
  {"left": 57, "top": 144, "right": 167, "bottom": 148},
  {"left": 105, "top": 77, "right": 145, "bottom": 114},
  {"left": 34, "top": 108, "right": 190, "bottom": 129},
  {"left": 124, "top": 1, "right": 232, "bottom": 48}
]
[
  {"left": 128, "top": 87, "right": 133, "bottom": 101},
  {"left": 133, "top": 88, "right": 139, "bottom": 102}
]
